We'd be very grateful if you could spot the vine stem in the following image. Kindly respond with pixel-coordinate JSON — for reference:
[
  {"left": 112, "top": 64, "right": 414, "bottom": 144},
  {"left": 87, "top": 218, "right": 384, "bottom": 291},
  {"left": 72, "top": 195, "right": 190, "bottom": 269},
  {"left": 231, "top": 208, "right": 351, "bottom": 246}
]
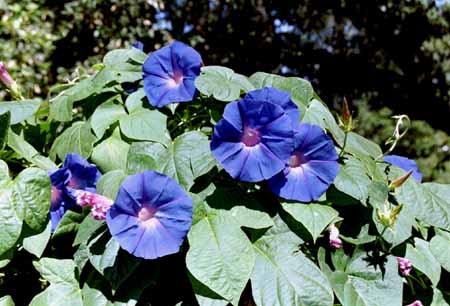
[{"left": 339, "top": 130, "right": 349, "bottom": 158}]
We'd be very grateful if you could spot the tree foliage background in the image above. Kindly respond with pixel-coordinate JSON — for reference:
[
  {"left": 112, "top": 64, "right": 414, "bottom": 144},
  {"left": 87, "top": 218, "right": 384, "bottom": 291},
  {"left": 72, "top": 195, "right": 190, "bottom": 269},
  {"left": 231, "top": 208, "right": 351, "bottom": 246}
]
[{"left": 1, "top": 0, "right": 449, "bottom": 181}]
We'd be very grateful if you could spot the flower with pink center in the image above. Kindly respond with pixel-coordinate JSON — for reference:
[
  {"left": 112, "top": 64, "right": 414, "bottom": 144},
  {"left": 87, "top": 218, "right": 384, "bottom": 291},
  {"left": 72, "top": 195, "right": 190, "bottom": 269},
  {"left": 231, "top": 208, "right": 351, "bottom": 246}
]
[
  {"left": 142, "top": 41, "right": 202, "bottom": 108},
  {"left": 328, "top": 224, "right": 343, "bottom": 249},
  {"left": 210, "top": 88, "right": 295, "bottom": 182},
  {"left": 106, "top": 170, "right": 193, "bottom": 259},
  {"left": 397, "top": 256, "right": 413, "bottom": 276},
  {"left": 268, "top": 123, "right": 339, "bottom": 202}
]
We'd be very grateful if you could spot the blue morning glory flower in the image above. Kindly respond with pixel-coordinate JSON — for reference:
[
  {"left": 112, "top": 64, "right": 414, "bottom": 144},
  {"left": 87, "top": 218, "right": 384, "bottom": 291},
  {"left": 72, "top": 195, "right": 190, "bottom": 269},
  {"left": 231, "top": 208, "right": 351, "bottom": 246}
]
[
  {"left": 210, "top": 88, "right": 295, "bottom": 182},
  {"left": 245, "top": 87, "right": 300, "bottom": 124},
  {"left": 106, "top": 170, "right": 193, "bottom": 260},
  {"left": 268, "top": 123, "right": 339, "bottom": 202},
  {"left": 49, "top": 153, "right": 101, "bottom": 231},
  {"left": 384, "top": 155, "right": 422, "bottom": 182},
  {"left": 142, "top": 41, "right": 202, "bottom": 108},
  {"left": 132, "top": 41, "right": 144, "bottom": 51}
]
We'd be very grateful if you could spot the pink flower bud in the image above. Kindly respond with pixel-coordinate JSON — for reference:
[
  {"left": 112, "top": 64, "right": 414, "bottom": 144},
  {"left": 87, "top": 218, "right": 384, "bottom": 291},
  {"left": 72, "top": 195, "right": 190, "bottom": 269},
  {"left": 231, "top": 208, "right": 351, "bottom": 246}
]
[
  {"left": 74, "top": 190, "right": 113, "bottom": 220},
  {"left": 74, "top": 190, "right": 95, "bottom": 207},
  {"left": 328, "top": 224, "right": 343, "bottom": 249},
  {"left": 0, "top": 62, "right": 15, "bottom": 88},
  {"left": 397, "top": 256, "right": 412, "bottom": 276},
  {"left": 406, "top": 301, "right": 423, "bottom": 306},
  {"left": 91, "top": 195, "right": 113, "bottom": 220}
]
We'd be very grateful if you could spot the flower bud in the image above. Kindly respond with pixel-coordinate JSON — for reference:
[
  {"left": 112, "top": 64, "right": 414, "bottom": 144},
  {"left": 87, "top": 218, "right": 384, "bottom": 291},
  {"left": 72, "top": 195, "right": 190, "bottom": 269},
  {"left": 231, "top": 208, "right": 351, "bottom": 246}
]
[
  {"left": 396, "top": 256, "right": 412, "bottom": 276},
  {"left": 339, "top": 97, "right": 353, "bottom": 132},
  {"left": 75, "top": 190, "right": 113, "bottom": 220},
  {"left": 406, "top": 301, "right": 423, "bottom": 306},
  {"left": 376, "top": 204, "right": 403, "bottom": 228},
  {"left": 328, "top": 224, "right": 343, "bottom": 249},
  {"left": 389, "top": 170, "right": 413, "bottom": 190},
  {"left": 0, "top": 62, "right": 22, "bottom": 99}
]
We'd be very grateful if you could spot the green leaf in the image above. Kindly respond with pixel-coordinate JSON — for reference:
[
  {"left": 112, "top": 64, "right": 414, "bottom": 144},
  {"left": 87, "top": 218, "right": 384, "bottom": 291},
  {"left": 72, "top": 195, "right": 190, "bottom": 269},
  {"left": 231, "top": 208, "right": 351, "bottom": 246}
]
[
  {"left": 52, "top": 210, "right": 86, "bottom": 238},
  {"left": 406, "top": 238, "right": 441, "bottom": 286},
  {"left": 0, "top": 111, "right": 10, "bottom": 150},
  {"left": 91, "top": 99, "right": 126, "bottom": 139},
  {"left": 251, "top": 216, "right": 334, "bottom": 306},
  {"left": 229, "top": 206, "right": 274, "bottom": 229},
  {"left": 103, "top": 48, "right": 146, "bottom": 83},
  {"left": 0, "top": 295, "right": 14, "bottom": 306},
  {"left": 11, "top": 168, "right": 51, "bottom": 232},
  {"left": 52, "top": 121, "right": 97, "bottom": 160},
  {"left": 319, "top": 249, "right": 403, "bottom": 306},
  {"left": 7, "top": 130, "right": 57, "bottom": 170},
  {"left": 189, "top": 274, "right": 229, "bottom": 306},
  {"left": 88, "top": 232, "right": 141, "bottom": 290},
  {"left": 195, "top": 66, "right": 254, "bottom": 102},
  {"left": 33, "top": 257, "right": 79, "bottom": 287},
  {"left": 119, "top": 108, "right": 167, "bottom": 143},
  {"left": 23, "top": 221, "right": 51, "bottom": 258},
  {"left": 0, "top": 99, "right": 41, "bottom": 124},
  {"left": 431, "top": 289, "right": 449, "bottom": 306},
  {"left": 281, "top": 203, "right": 339, "bottom": 242},
  {"left": 421, "top": 183, "right": 450, "bottom": 230},
  {"left": 333, "top": 157, "right": 371, "bottom": 202},
  {"left": 32, "top": 258, "right": 83, "bottom": 306},
  {"left": 96, "top": 170, "right": 127, "bottom": 200},
  {"left": 430, "top": 231, "right": 450, "bottom": 273},
  {"left": 186, "top": 209, "right": 255, "bottom": 306},
  {"left": 249, "top": 72, "right": 314, "bottom": 115},
  {"left": 126, "top": 141, "right": 166, "bottom": 174},
  {"left": 91, "top": 129, "right": 130, "bottom": 172},
  {"left": 0, "top": 182, "right": 21, "bottom": 257},
  {"left": 340, "top": 225, "right": 377, "bottom": 245},
  {"left": 125, "top": 88, "right": 146, "bottom": 113},
  {"left": 49, "top": 69, "right": 117, "bottom": 122},
  {"left": 394, "top": 176, "right": 450, "bottom": 230},
  {"left": 128, "top": 131, "right": 216, "bottom": 190},
  {"left": 73, "top": 215, "right": 105, "bottom": 247}
]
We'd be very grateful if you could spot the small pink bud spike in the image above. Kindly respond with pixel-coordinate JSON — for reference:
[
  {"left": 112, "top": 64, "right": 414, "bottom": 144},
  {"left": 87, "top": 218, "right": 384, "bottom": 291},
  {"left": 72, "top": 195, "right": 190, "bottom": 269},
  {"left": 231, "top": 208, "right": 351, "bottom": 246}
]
[
  {"left": 0, "top": 62, "right": 15, "bottom": 88},
  {"left": 75, "top": 190, "right": 113, "bottom": 220},
  {"left": 328, "top": 224, "right": 343, "bottom": 249},
  {"left": 406, "top": 301, "right": 423, "bottom": 306},
  {"left": 396, "top": 256, "right": 413, "bottom": 276},
  {"left": 0, "top": 61, "right": 21, "bottom": 99}
]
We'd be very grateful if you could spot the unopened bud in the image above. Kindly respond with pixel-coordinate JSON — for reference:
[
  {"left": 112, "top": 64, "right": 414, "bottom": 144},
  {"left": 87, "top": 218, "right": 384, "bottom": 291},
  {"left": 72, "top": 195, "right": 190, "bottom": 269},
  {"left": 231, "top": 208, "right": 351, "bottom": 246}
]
[
  {"left": 396, "top": 256, "right": 412, "bottom": 276},
  {"left": 328, "top": 224, "right": 343, "bottom": 249},
  {"left": 389, "top": 170, "right": 413, "bottom": 190},
  {"left": 75, "top": 190, "right": 113, "bottom": 220},
  {"left": 0, "top": 62, "right": 22, "bottom": 99},
  {"left": 406, "top": 301, "right": 423, "bottom": 306},
  {"left": 339, "top": 97, "right": 353, "bottom": 132},
  {"left": 377, "top": 204, "right": 403, "bottom": 228}
]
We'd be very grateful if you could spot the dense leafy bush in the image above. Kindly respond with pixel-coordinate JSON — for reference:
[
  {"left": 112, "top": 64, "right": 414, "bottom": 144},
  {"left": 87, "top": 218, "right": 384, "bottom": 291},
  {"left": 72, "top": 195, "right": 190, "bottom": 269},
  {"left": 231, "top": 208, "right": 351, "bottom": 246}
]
[{"left": 0, "top": 40, "right": 449, "bottom": 306}]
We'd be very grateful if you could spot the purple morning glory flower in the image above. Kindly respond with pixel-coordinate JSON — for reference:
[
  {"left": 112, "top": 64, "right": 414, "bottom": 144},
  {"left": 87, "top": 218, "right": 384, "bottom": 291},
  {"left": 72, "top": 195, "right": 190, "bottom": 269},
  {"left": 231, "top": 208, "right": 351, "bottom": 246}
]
[
  {"left": 142, "top": 41, "right": 202, "bottom": 108},
  {"left": 384, "top": 155, "right": 422, "bottom": 182},
  {"left": 106, "top": 170, "right": 193, "bottom": 260},
  {"left": 268, "top": 123, "right": 339, "bottom": 202},
  {"left": 49, "top": 153, "right": 101, "bottom": 231},
  {"left": 210, "top": 88, "right": 295, "bottom": 182}
]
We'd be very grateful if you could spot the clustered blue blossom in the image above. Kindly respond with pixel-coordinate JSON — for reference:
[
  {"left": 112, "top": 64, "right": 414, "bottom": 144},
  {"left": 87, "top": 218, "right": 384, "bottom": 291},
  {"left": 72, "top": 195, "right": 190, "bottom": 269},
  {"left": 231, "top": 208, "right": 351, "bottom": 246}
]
[
  {"left": 211, "top": 87, "right": 340, "bottom": 202},
  {"left": 49, "top": 153, "right": 101, "bottom": 231}
]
